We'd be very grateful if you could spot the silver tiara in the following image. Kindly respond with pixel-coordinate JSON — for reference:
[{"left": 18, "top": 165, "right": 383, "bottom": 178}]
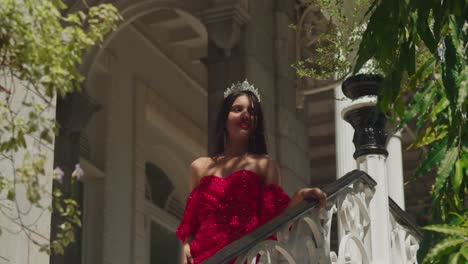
[{"left": 223, "top": 79, "right": 261, "bottom": 102}]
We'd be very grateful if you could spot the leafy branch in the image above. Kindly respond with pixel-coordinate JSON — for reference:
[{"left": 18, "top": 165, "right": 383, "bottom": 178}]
[
  {"left": 0, "top": 0, "right": 121, "bottom": 256},
  {"left": 353, "top": 0, "right": 467, "bottom": 262},
  {"left": 292, "top": 0, "right": 381, "bottom": 81}
]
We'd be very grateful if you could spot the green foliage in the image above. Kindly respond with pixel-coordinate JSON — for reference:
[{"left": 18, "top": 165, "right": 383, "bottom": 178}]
[
  {"left": 0, "top": 0, "right": 121, "bottom": 257},
  {"left": 292, "top": 0, "right": 381, "bottom": 81},
  {"left": 421, "top": 214, "right": 468, "bottom": 264},
  {"left": 423, "top": 224, "right": 468, "bottom": 237},
  {"left": 353, "top": 0, "right": 467, "bottom": 262}
]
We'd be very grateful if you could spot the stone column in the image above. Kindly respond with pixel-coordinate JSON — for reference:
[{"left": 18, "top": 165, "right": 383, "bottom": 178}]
[
  {"left": 334, "top": 83, "right": 356, "bottom": 242},
  {"left": 335, "top": 83, "right": 356, "bottom": 178},
  {"left": 342, "top": 74, "right": 392, "bottom": 264},
  {"left": 386, "top": 130, "right": 405, "bottom": 209},
  {"left": 50, "top": 92, "right": 100, "bottom": 264},
  {"left": 200, "top": 0, "right": 250, "bottom": 155}
]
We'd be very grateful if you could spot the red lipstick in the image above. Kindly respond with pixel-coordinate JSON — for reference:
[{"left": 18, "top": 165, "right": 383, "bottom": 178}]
[
  {"left": 240, "top": 123, "right": 249, "bottom": 129},
  {"left": 239, "top": 118, "right": 250, "bottom": 129}
]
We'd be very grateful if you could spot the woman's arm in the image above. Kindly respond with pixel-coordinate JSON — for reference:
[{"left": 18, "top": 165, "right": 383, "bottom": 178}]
[
  {"left": 264, "top": 157, "right": 282, "bottom": 185},
  {"left": 180, "top": 159, "right": 201, "bottom": 264},
  {"left": 265, "top": 158, "right": 327, "bottom": 209}
]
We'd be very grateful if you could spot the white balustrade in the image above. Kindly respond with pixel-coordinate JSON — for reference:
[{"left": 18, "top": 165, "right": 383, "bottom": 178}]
[
  {"left": 389, "top": 213, "right": 420, "bottom": 264},
  {"left": 222, "top": 182, "right": 421, "bottom": 264},
  {"left": 233, "top": 179, "right": 376, "bottom": 264}
]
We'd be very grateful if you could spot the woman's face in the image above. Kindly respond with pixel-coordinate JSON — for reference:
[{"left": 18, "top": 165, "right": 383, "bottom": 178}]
[{"left": 226, "top": 94, "right": 256, "bottom": 141}]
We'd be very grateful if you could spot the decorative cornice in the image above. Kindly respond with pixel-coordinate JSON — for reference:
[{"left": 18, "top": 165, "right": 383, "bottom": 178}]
[
  {"left": 200, "top": 3, "right": 250, "bottom": 25},
  {"left": 197, "top": 1, "right": 251, "bottom": 56}
]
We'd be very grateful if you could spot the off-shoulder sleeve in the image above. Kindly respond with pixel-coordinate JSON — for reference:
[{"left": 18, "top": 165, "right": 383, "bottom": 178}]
[
  {"left": 176, "top": 188, "right": 200, "bottom": 243},
  {"left": 260, "top": 183, "right": 291, "bottom": 225}
]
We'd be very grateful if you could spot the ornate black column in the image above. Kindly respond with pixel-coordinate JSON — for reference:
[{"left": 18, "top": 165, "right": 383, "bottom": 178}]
[
  {"left": 341, "top": 74, "right": 388, "bottom": 159},
  {"left": 50, "top": 92, "right": 100, "bottom": 264},
  {"left": 341, "top": 74, "right": 394, "bottom": 261}
]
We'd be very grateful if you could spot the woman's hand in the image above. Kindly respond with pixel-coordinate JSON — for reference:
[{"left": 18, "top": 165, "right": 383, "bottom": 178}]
[
  {"left": 182, "top": 242, "right": 193, "bottom": 264},
  {"left": 299, "top": 188, "right": 327, "bottom": 208},
  {"left": 288, "top": 187, "right": 327, "bottom": 209}
]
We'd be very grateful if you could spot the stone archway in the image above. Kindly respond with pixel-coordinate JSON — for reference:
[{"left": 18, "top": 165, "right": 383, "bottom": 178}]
[{"left": 80, "top": 0, "right": 208, "bottom": 81}]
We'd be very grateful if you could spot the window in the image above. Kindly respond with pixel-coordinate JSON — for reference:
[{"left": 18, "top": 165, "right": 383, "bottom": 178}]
[{"left": 149, "top": 221, "right": 180, "bottom": 264}]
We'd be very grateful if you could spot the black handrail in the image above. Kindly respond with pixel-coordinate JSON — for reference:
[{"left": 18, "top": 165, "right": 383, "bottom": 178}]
[
  {"left": 389, "top": 198, "right": 424, "bottom": 240},
  {"left": 202, "top": 170, "right": 375, "bottom": 264}
]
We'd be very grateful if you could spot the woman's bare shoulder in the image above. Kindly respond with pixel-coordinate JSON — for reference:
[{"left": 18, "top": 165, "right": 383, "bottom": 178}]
[
  {"left": 189, "top": 157, "right": 212, "bottom": 187},
  {"left": 255, "top": 155, "right": 281, "bottom": 184},
  {"left": 190, "top": 157, "right": 211, "bottom": 171}
]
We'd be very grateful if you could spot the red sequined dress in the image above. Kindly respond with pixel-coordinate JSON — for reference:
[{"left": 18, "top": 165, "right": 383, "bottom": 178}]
[{"left": 176, "top": 170, "right": 291, "bottom": 264}]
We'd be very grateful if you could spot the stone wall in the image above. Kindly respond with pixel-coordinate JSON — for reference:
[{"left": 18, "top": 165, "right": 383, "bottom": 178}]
[{"left": 0, "top": 75, "right": 54, "bottom": 264}]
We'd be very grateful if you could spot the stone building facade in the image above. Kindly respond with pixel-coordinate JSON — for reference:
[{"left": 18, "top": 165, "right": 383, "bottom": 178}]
[
  {"left": 62, "top": 1, "right": 310, "bottom": 263},
  {"left": 0, "top": 0, "right": 430, "bottom": 263}
]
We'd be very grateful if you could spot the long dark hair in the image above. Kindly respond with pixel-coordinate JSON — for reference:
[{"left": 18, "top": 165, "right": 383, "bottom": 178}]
[{"left": 213, "top": 90, "right": 267, "bottom": 156}]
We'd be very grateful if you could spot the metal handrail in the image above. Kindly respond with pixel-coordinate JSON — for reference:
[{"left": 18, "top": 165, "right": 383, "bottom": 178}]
[{"left": 389, "top": 198, "right": 424, "bottom": 240}]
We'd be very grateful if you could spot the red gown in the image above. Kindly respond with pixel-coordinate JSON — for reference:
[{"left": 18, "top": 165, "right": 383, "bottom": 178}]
[{"left": 176, "top": 170, "right": 291, "bottom": 264}]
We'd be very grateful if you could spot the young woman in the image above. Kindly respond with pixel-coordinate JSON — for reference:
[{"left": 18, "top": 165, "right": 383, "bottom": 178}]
[{"left": 176, "top": 80, "right": 327, "bottom": 264}]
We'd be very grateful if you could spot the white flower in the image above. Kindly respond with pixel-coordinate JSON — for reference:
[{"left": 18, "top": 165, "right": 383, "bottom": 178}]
[
  {"left": 54, "top": 167, "right": 64, "bottom": 184},
  {"left": 72, "top": 164, "right": 84, "bottom": 181}
]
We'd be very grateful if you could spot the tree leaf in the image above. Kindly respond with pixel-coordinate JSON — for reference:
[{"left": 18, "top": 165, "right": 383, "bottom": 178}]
[
  {"left": 416, "top": 5, "right": 436, "bottom": 53},
  {"left": 406, "top": 57, "right": 436, "bottom": 93},
  {"left": 429, "top": 97, "right": 449, "bottom": 121},
  {"left": 452, "top": 158, "right": 465, "bottom": 198},
  {"left": 414, "top": 138, "right": 448, "bottom": 179},
  {"left": 461, "top": 244, "right": 468, "bottom": 261},
  {"left": 442, "top": 36, "right": 460, "bottom": 112},
  {"left": 422, "top": 237, "right": 465, "bottom": 264},
  {"left": 423, "top": 224, "right": 468, "bottom": 237},
  {"left": 401, "top": 80, "right": 437, "bottom": 126},
  {"left": 457, "top": 66, "right": 467, "bottom": 108},
  {"left": 448, "top": 252, "right": 461, "bottom": 264},
  {"left": 408, "top": 124, "right": 448, "bottom": 149},
  {"left": 434, "top": 147, "right": 459, "bottom": 195},
  {"left": 353, "top": 0, "right": 396, "bottom": 73}
]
